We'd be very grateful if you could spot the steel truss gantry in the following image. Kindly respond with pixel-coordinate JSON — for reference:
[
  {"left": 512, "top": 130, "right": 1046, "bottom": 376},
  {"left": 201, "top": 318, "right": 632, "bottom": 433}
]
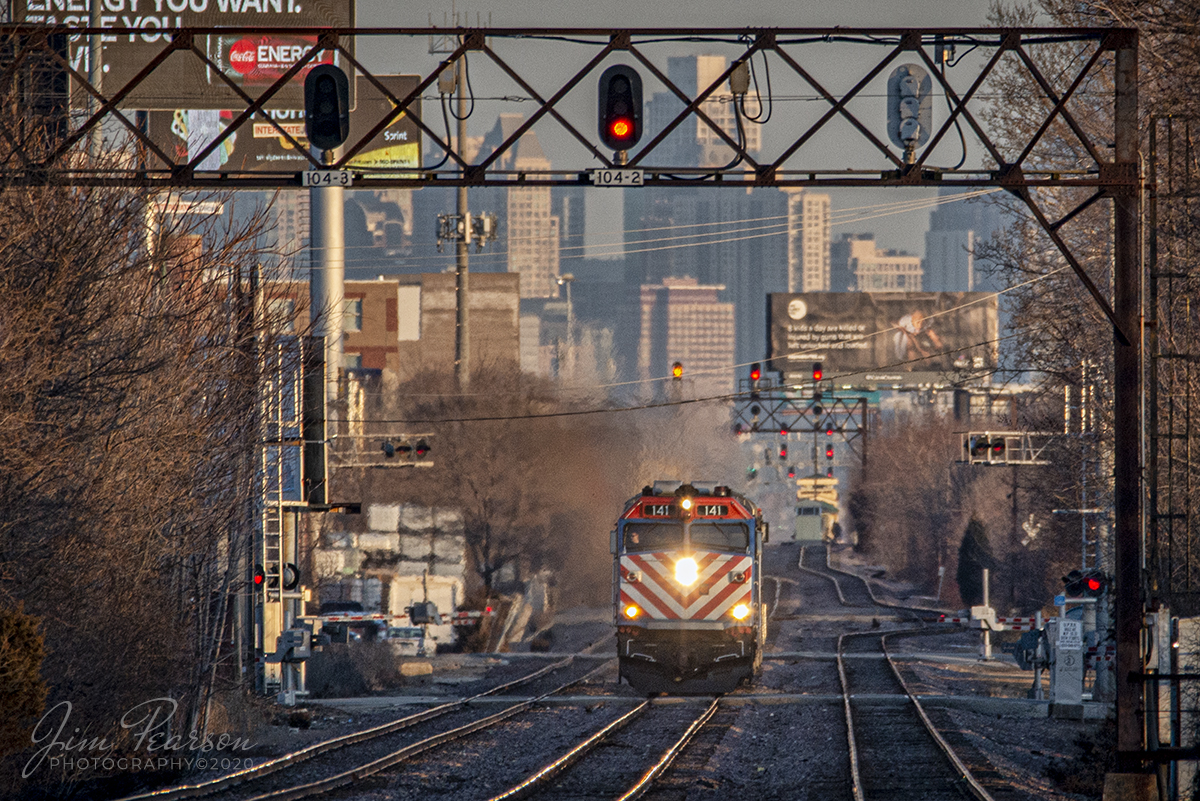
[{"left": 0, "top": 22, "right": 1145, "bottom": 765}]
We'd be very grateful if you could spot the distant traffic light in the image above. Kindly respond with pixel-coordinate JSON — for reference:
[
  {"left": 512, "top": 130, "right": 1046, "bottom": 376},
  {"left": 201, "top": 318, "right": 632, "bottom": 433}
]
[
  {"left": 825, "top": 445, "right": 834, "bottom": 459},
  {"left": 787, "top": 465, "right": 796, "bottom": 478},
  {"left": 381, "top": 441, "right": 396, "bottom": 458},
  {"left": 812, "top": 362, "right": 823, "bottom": 382},
  {"left": 253, "top": 565, "right": 265, "bottom": 587},
  {"left": 598, "top": 64, "right": 643, "bottom": 151},
  {"left": 750, "top": 363, "right": 761, "bottom": 382},
  {"left": 415, "top": 439, "right": 431, "bottom": 458},
  {"left": 779, "top": 445, "right": 788, "bottom": 459},
  {"left": 747, "top": 465, "right": 758, "bottom": 480},
  {"left": 672, "top": 361, "right": 683, "bottom": 380},
  {"left": 304, "top": 64, "right": 350, "bottom": 151}
]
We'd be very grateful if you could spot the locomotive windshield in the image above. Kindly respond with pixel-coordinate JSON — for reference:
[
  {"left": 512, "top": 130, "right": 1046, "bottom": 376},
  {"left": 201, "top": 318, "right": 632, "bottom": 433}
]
[
  {"left": 689, "top": 521, "right": 750, "bottom": 552},
  {"left": 622, "top": 522, "right": 683, "bottom": 551}
]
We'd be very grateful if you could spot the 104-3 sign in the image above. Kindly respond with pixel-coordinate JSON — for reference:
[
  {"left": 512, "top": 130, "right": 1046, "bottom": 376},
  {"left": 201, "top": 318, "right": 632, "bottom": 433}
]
[
  {"left": 302, "top": 170, "right": 354, "bottom": 187},
  {"left": 591, "top": 169, "right": 643, "bottom": 187}
]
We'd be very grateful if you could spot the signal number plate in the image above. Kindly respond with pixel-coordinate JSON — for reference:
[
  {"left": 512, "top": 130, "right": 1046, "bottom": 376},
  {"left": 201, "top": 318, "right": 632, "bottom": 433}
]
[
  {"left": 592, "top": 169, "right": 643, "bottom": 187},
  {"left": 302, "top": 170, "right": 354, "bottom": 187}
]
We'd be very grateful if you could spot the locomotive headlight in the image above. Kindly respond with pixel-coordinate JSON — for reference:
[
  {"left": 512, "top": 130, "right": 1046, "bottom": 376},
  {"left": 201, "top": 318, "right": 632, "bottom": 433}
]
[
  {"left": 731, "top": 603, "right": 751, "bottom": 620},
  {"left": 624, "top": 604, "right": 641, "bottom": 619},
  {"left": 680, "top": 497, "right": 693, "bottom": 511},
  {"left": 674, "top": 557, "right": 699, "bottom": 586}
]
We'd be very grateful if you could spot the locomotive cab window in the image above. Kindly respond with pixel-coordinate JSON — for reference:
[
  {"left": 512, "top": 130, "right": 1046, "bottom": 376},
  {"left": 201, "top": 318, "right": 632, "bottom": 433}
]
[
  {"left": 622, "top": 522, "right": 683, "bottom": 551},
  {"left": 689, "top": 522, "right": 750, "bottom": 552}
]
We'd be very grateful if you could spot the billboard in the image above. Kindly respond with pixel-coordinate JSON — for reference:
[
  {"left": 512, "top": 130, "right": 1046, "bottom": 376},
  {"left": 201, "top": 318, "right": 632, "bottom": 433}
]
[
  {"left": 768, "top": 292, "right": 998, "bottom": 386},
  {"left": 145, "top": 75, "right": 421, "bottom": 173},
  {"left": 17, "top": 0, "right": 354, "bottom": 109}
]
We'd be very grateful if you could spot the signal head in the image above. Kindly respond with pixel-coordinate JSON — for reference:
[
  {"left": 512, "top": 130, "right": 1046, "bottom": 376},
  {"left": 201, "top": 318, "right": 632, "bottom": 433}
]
[
  {"left": 304, "top": 64, "right": 350, "bottom": 151},
  {"left": 750, "top": 363, "right": 761, "bottom": 382},
  {"left": 812, "top": 362, "right": 823, "bottom": 382},
  {"left": 671, "top": 361, "right": 683, "bottom": 380},
  {"left": 825, "top": 446, "right": 834, "bottom": 459},
  {"left": 598, "top": 65, "right": 643, "bottom": 151}
]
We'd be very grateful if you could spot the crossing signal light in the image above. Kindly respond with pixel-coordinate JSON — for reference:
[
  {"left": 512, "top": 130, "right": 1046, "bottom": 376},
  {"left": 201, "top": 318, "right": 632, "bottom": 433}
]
[
  {"left": 1084, "top": 570, "right": 1107, "bottom": 598},
  {"left": 812, "top": 362, "right": 823, "bottom": 382},
  {"left": 1062, "top": 569, "right": 1085, "bottom": 597},
  {"left": 304, "top": 64, "right": 350, "bottom": 151},
  {"left": 598, "top": 65, "right": 643, "bottom": 151},
  {"left": 253, "top": 565, "right": 265, "bottom": 587},
  {"left": 672, "top": 361, "right": 684, "bottom": 380}
]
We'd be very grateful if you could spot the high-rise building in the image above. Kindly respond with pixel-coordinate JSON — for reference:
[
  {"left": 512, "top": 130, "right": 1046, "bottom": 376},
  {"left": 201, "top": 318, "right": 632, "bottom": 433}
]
[
  {"left": 645, "top": 55, "right": 763, "bottom": 168},
  {"left": 638, "top": 276, "right": 735, "bottom": 396},
  {"left": 476, "top": 114, "right": 561, "bottom": 298},
  {"left": 924, "top": 187, "right": 1003, "bottom": 292},
  {"left": 830, "top": 233, "right": 923, "bottom": 292},
  {"left": 785, "top": 189, "right": 832, "bottom": 292},
  {"left": 830, "top": 233, "right": 876, "bottom": 293}
]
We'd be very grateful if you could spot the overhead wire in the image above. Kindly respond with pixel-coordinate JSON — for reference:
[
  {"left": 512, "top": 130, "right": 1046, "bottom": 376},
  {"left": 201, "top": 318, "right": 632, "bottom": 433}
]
[{"left": 294, "top": 188, "right": 1002, "bottom": 270}]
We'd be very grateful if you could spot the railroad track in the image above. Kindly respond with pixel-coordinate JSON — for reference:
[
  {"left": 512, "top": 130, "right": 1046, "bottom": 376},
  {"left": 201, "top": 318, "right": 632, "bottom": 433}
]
[
  {"left": 118, "top": 654, "right": 612, "bottom": 801},
  {"left": 485, "top": 697, "right": 721, "bottom": 800},
  {"left": 838, "top": 629, "right": 993, "bottom": 801}
]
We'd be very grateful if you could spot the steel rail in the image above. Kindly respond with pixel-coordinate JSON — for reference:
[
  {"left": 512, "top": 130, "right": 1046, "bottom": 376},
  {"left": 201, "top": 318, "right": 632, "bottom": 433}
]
[
  {"left": 615, "top": 697, "right": 722, "bottom": 801},
  {"left": 116, "top": 654, "right": 585, "bottom": 801},
  {"left": 486, "top": 700, "right": 653, "bottom": 801},
  {"left": 233, "top": 659, "right": 615, "bottom": 801},
  {"left": 835, "top": 632, "right": 866, "bottom": 801},
  {"left": 881, "top": 632, "right": 996, "bottom": 801}
]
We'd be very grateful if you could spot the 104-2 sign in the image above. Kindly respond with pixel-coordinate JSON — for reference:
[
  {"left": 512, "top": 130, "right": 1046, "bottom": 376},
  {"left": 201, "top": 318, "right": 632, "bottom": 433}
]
[{"left": 591, "top": 169, "right": 643, "bottom": 187}]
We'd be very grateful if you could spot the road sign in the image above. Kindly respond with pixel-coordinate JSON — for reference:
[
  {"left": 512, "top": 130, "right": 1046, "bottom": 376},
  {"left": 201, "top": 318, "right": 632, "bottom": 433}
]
[{"left": 1054, "top": 594, "right": 1066, "bottom": 606}]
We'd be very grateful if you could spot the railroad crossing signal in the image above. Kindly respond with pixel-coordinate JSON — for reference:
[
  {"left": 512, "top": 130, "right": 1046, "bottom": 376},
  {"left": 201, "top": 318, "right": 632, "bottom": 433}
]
[
  {"left": 1063, "top": 568, "right": 1108, "bottom": 598},
  {"left": 960, "top": 431, "right": 1052, "bottom": 465}
]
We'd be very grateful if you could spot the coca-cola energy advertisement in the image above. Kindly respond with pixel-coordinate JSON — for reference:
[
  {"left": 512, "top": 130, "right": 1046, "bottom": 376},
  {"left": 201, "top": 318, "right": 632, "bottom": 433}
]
[
  {"left": 147, "top": 75, "right": 421, "bottom": 174},
  {"left": 15, "top": 0, "right": 354, "bottom": 109}
]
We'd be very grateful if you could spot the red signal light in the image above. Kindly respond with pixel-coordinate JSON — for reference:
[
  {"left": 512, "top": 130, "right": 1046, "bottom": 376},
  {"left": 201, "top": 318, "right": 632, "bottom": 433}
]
[
  {"left": 826, "top": 428, "right": 834, "bottom": 436},
  {"left": 611, "top": 118, "right": 632, "bottom": 139},
  {"left": 812, "top": 362, "right": 823, "bottom": 382},
  {"left": 253, "top": 565, "right": 265, "bottom": 586},
  {"left": 1086, "top": 577, "right": 1101, "bottom": 592},
  {"left": 780, "top": 428, "right": 788, "bottom": 437},
  {"left": 750, "top": 364, "right": 761, "bottom": 382},
  {"left": 825, "top": 446, "right": 834, "bottom": 459}
]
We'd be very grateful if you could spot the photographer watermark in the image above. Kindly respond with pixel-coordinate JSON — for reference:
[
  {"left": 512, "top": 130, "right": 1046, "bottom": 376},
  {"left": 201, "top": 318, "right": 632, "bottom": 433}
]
[{"left": 24, "top": 698, "right": 255, "bottom": 778}]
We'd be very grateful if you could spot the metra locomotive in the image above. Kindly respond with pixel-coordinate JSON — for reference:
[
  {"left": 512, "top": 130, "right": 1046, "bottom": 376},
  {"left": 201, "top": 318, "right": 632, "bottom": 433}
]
[{"left": 612, "top": 481, "right": 767, "bottom": 694}]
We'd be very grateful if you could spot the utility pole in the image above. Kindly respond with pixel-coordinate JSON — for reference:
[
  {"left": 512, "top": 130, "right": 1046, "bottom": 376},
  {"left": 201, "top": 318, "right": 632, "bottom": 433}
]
[
  {"left": 1111, "top": 33, "right": 1142, "bottom": 769},
  {"left": 88, "top": 0, "right": 102, "bottom": 157},
  {"left": 454, "top": 55, "right": 470, "bottom": 390}
]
